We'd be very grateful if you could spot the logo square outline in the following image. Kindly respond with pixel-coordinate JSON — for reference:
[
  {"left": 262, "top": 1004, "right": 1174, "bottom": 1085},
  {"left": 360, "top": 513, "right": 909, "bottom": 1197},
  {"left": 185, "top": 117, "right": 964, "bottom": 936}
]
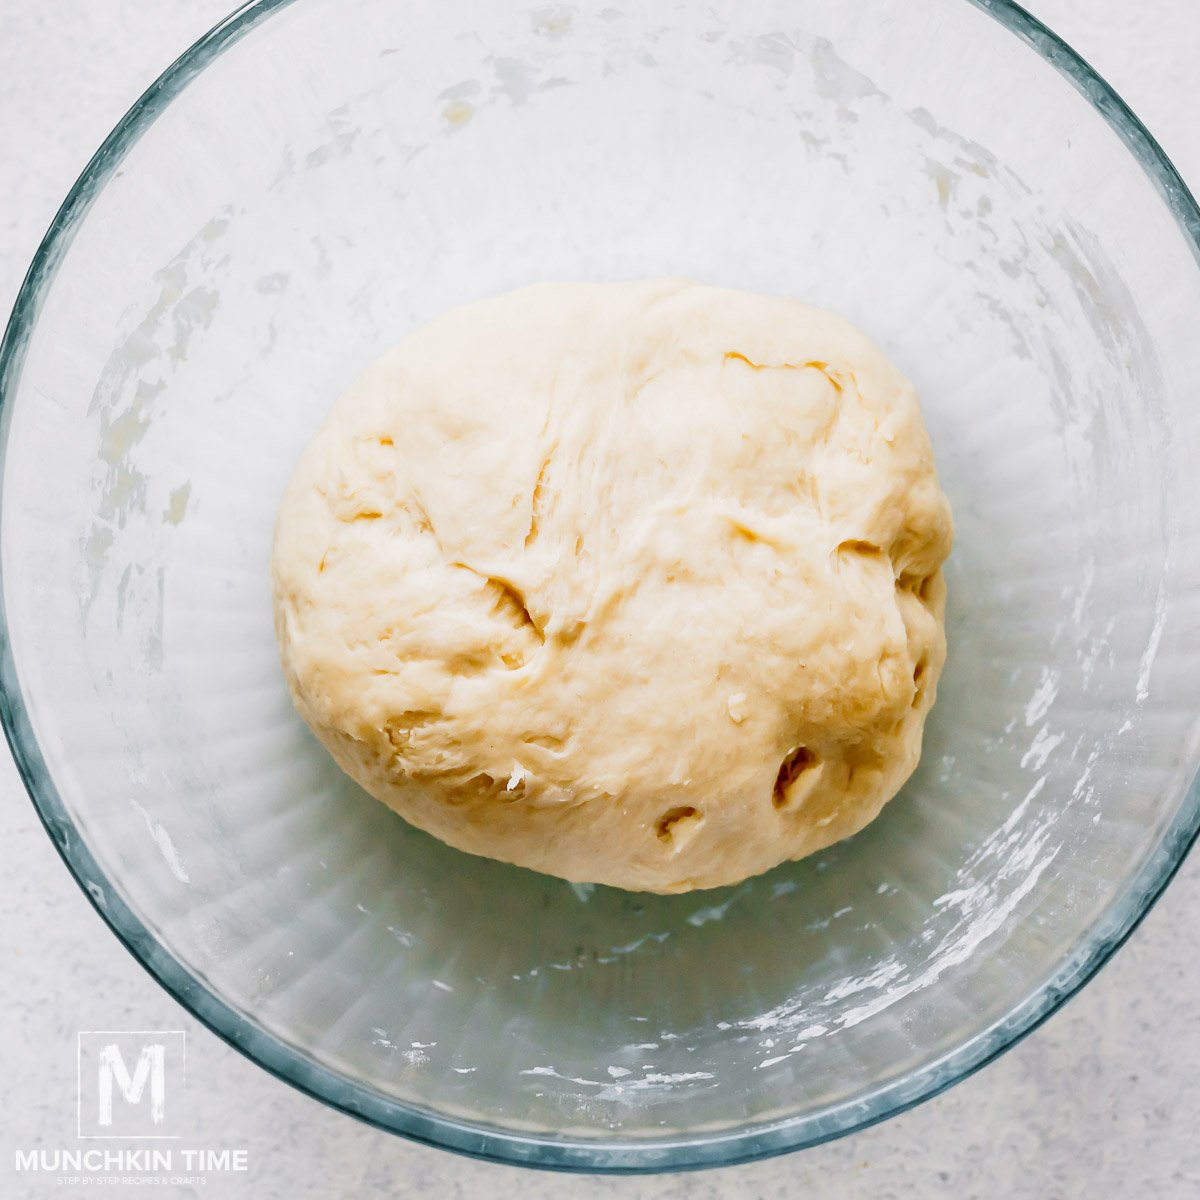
[{"left": 76, "top": 1030, "right": 187, "bottom": 1140}]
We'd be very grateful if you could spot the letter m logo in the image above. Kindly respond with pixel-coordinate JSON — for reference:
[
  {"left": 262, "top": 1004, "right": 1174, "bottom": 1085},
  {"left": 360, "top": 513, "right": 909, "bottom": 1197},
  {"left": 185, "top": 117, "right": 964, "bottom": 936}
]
[
  {"left": 78, "top": 1031, "right": 186, "bottom": 1138},
  {"left": 98, "top": 1043, "right": 165, "bottom": 1126}
]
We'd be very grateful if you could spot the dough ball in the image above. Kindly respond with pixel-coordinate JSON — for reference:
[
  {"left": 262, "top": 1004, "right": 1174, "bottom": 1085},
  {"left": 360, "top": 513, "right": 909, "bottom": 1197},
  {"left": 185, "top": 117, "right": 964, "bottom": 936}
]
[{"left": 272, "top": 280, "right": 953, "bottom": 893}]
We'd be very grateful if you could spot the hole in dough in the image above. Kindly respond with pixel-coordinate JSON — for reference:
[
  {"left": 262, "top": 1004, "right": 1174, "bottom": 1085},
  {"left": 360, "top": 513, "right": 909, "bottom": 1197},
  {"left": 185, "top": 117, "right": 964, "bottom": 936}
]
[
  {"left": 897, "top": 570, "right": 937, "bottom": 603},
  {"left": 912, "top": 655, "right": 929, "bottom": 707},
  {"left": 655, "top": 805, "right": 704, "bottom": 850},
  {"left": 525, "top": 454, "right": 553, "bottom": 549},
  {"left": 838, "top": 539, "right": 882, "bottom": 557},
  {"left": 485, "top": 577, "right": 545, "bottom": 642},
  {"left": 773, "top": 746, "right": 820, "bottom": 809},
  {"left": 383, "top": 710, "right": 437, "bottom": 755},
  {"left": 523, "top": 733, "right": 565, "bottom": 751}
]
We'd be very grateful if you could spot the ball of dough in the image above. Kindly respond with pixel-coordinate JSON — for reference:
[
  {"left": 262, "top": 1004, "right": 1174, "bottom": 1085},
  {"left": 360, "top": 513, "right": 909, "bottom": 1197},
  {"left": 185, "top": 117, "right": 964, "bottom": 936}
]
[{"left": 272, "top": 280, "right": 953, "bottom": 893}]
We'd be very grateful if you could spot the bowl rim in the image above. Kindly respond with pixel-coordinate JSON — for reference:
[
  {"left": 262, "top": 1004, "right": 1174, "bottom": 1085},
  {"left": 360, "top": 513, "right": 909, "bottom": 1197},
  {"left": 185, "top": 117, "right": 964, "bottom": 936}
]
[{"left": 2, "top": 0, "right": 1199, "bottom": 1174}]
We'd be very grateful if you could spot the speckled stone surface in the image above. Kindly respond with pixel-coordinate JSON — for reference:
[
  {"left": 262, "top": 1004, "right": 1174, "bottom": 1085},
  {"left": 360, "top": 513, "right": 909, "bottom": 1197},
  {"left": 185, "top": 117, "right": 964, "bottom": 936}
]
[{"left": 2, "top": 2, "right": 1199, "bottom": 1196}]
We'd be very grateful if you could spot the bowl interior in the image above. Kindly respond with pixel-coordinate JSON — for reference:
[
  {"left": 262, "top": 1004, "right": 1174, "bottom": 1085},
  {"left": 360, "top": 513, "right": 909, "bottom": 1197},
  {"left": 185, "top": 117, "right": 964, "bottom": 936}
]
[{"left": 4, "top": 0, "right": 1200, "bottom": 1169}]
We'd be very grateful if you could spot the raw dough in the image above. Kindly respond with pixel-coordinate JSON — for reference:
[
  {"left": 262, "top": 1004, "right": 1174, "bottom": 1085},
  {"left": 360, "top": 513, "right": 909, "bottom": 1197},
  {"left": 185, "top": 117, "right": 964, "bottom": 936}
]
[{"left": 272, "top": 280, "right": 953, "bottom": 893}]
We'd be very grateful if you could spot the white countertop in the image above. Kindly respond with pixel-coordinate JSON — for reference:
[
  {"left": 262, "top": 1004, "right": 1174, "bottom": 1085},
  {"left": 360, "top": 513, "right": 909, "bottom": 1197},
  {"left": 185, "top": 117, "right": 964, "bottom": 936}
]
[{"left": 3, "top": 2, "right": 1199, "bottom": 1196}]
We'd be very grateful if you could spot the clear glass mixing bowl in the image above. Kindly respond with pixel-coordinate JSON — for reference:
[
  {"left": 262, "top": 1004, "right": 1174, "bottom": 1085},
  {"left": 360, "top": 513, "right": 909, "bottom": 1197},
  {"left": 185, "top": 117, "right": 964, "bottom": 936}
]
[{"left": 3, "top": 0, "right": 1200, "bottom": 1172}]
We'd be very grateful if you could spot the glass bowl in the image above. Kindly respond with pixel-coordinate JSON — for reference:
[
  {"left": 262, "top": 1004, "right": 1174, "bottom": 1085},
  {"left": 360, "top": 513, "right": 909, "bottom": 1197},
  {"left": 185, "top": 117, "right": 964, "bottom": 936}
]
[{"left": 3, "top": 0, "right": 1200, "bottom": 1173}]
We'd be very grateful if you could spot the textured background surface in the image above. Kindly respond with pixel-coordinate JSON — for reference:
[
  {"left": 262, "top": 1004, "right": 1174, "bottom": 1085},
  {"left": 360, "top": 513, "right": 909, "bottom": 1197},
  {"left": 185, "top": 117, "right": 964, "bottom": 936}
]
[{"left": 2, "top": 2, "right": 1199, "bottom": 1196}]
